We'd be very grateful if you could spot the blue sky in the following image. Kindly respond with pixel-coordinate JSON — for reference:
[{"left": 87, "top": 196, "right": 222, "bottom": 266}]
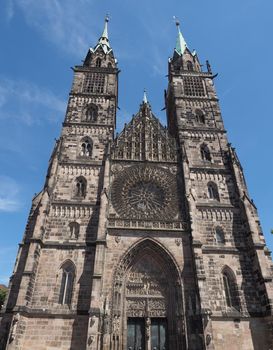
[{"left": 0, "top": 0, "right": 272, "bottom": 285}]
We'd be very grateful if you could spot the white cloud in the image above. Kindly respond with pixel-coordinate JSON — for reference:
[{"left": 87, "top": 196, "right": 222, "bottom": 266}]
[
  {"left": 0, "top": 176, "right": 21, "bottom": 212},
  {"left": 0, "top": 77, "right": 66, "bottom": 125},
  {"left": 9, "top": 0, "right": 98, "bottom": 56}
]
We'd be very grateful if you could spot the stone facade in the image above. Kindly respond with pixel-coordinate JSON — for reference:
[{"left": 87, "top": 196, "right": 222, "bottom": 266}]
[{"left": 0, "top": 19, "right": 273, "bottom": 350}]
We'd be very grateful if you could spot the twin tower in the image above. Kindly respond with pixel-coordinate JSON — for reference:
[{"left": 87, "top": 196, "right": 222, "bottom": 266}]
[{"left": 0, "top": 17, "right": 273, "bottom": 350}]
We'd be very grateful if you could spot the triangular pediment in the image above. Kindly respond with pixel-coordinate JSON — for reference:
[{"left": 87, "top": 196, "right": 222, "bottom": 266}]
[{"left": 112, "top": 103, "right": 177, "bottom": 162}]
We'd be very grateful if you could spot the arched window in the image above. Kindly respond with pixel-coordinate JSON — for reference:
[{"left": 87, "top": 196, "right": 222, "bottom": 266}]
[
  {"left": 96, "top": 58, "right": 102, "bottom": 67},
  {"left": 200, "top": 144, "right": 212, "bottom": 162},
  {"left": 59, "top": 261, "right": 75, "bottom": 305},
  {"left": 85, "top": 104, "right": 98, "bottom": 122},
  {"left": 75, "top": 177, "right": 86, "bottom": 198},
  {"left": 108, "top": 62, "right": 112, "bottom": 68},
  {"left": 80, "top": 137, "right": 92, "bottom": 157},
  {"left": 222, "top": 268, "right": 240, "bottom": 311},
  {"left": 187, "top": 61, "right": 194, "bottom": 71},
  {"left": 208, "top": 182, "right": 220, "bottom": 201},
  {"left": 69, "top": 222, "right": 80, "bottom": 239},
  {"left": 215, "top": 227, "right": 225, "bottom": 244},
  {"left": 196, "top": 109, "right": 205, "bottom": 124}
]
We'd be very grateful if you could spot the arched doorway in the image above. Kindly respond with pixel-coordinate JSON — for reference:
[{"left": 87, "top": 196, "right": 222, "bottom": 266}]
[{"left": 110, "top": 239, "right": 185, "bottom": 350}]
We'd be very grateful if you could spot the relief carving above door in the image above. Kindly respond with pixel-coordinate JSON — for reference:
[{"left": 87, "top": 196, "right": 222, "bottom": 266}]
[{"left": 110, "top": 239, "right": 185, "bottom": 350}]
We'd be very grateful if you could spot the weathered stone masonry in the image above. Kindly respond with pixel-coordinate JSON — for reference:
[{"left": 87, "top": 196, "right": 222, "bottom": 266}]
[{"left": 0, "top": 18, "right": 273, "bottom": 350}]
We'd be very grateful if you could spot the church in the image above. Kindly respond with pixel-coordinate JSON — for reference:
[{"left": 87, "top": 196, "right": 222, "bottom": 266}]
[{"left": 0, "top": 17, "right": 273, "bottom": 350}]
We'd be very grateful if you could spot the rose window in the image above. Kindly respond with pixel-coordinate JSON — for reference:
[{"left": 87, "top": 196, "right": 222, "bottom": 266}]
[{"left": 111, "top": 165, "right": 179, "bottom": 220}]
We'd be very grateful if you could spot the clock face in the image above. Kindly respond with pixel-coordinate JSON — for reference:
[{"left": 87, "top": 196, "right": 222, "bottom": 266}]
[{"left": 111, "top": 165, "right": 178, "bottom": 220}]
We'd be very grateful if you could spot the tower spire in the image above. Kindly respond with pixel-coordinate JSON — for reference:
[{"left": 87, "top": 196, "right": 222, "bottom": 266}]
[
  {"left": 143, "top": 89, "right": 148, "bottom": 104},
  {"left": 174, "top": 17, "right": 187, "bottom": 56},
  {"left": 100, "top": 14, "right": 109, "bottom": 42},
  {"left": 93, "top": 15, "right": 112, "bottom": 54}
]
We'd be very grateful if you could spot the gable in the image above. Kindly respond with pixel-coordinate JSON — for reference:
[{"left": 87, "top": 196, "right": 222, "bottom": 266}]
[{"left": 112, "top": 104, "right": 177, "bottom": 162}]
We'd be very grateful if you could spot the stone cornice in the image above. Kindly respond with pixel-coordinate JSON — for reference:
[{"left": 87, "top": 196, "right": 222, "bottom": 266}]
[
  {"left": 196, "top": 202, "right": 235, "bottom": 210},
  {"left": 189, "top": 165, "right": 228, "bottom": 173},
  {"left": 5, "top": 306, "right": 89, "bottom": 318},
  {"left": 202, "top": 245, "right": 243, "bottom": 254},
  {"left": 63, "top": 121, "right": 114, "bottom": 128},
  {"left": 181, "top": 127, "right": 226, "bottom": 134},
  {"left": 59, "top": 160, "right": 103, "bottom": 167}
]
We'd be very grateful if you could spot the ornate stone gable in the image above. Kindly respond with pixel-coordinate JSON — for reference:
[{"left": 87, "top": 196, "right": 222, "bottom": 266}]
[{"left": 112, "top": 102, "right": 178, "bottom": 162}]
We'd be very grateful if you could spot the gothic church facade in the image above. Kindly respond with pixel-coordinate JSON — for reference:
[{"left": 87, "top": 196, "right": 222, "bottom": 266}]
[{"left": 0, "top": 18, "right": 273, "bottom": 350}]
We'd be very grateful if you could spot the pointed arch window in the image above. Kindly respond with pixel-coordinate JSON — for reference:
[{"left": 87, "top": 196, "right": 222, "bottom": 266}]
[
  {"left": 59, "top": 262, "right": 75, "bottom": 305},
  {"left": 208, "top": 182, "right": 220, "bottom": 201},
  {"left": 187, "top": 61, "right": 194, "bottom": 71},
  {"left": 215, "top": 227, "right": 225, "bottom": 244},
  {"left": 222, "top": 268, "right": 240, "bottom": 311},
  {"left": 200, "top": 144, "right": 212, "bottom": 162},
  {"left": 69, "top": 222, "right": 80, "bottom": 239},
  {"left": 75, "top": 177, "right": 87, "bottom": 198},
  {"left": 96, "top": 58, "right": 102, "bottom": 67},
  {"left": 196, "top": 109, "right": 205, "bottom": 124},
  {"left": 85, "top": 104, "right": 98, "bottom": 122},
  {"left": 80, "top": 137, "right": 92, "bottom": 157}
]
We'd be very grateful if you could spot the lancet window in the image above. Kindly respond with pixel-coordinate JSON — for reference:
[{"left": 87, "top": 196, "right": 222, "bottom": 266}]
[
  {"left": 85, "top": 104, "right": 98, "bottom": 122},
  {"left": 59, "top": 261, "right": 75, "bottom": 305},
  {"left": 69, "top": 222, "right": 80, "bottom": 239},
  {"left": 222, "top": 267, "right": 240, "bottom": 311},
  {"left": 215, "top": 227, "right": 225, "bottom": 244},
  {"left": 196, "top": 109, "right": 205, "bottom": 124},
  {"left": 80, "top": 137, "right": 92, "bottom": 157},
  {"left": 208, "top": 182, "right": 220, "bottom": 201},
  {"left": 75, "top": 177, "right": 87, "bottom": 198},
  {"left": 200, "top": 144, "right": 211, "bottom": 161}
]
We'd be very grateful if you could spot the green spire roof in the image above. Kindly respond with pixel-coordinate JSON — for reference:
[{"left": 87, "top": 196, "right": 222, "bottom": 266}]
[
  {"left": 175, "top": 20, "right": 187, "bottom": 56},
  {"left": 143, "top": 89, "right": 148, "bottom": 104},
  {"left": 93, "top": 16, "right": 112, "bottom": 54}
]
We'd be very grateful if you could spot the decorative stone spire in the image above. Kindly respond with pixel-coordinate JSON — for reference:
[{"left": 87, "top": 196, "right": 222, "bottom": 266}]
[{"left": 174, "top": 17, "right": 187, "bottom": 56}]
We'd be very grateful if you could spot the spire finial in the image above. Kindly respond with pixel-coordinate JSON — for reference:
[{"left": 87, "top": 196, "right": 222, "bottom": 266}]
[
  {"left": 173, "top": 16, "right": 188, "bottom": 56},
  {"left": 143, "top": 89, "right": 148, "bottom": 104},
  {"left": 173, "top": 15, "right": 180, "bottom": 29}
]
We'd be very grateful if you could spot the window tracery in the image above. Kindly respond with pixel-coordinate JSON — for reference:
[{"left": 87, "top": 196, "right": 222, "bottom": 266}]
[
  {"left": 196, "top": 109, "right": 205, "bottom": 124},
  {"left": 75, "top": 177, "right": 87, "bottom": 198},
  {"left": 96, "top": 58, "right": 102, "bottom": 67},
  {"left": 80, "top": 137, "right": 92, "bottom": 157},
  {"left": 85, "top": 104, "right": 98, "bottom": 122},
  {"left": 184, "top": 77, "right": 205, "bottom": 97},
  {"left": 69, "top": 222, "right": 80, "bottom": 239},
  {"left": 200, "top": 144, "right": 211, "bottom": 162},
  {"left": 83, "top": 73, "right": 105, "bottom": 93}
]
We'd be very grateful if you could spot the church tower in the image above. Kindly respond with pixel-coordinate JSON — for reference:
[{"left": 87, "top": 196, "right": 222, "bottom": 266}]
[
  {"left": 165, "top": 20, "right": 273, "bottom": 349},
  {"left": 0, "top": 17, "right": 273, "bottom": 350}
]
